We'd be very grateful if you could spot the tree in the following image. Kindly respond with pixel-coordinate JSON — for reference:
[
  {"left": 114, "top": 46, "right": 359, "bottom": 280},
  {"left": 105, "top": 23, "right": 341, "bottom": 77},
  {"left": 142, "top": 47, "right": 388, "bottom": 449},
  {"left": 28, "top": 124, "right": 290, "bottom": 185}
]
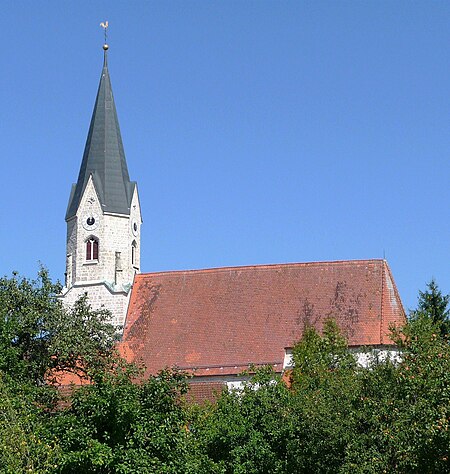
[
  {"left": 412, "top": 279, "right": 450, "bottom": 338},
  {"left": 365, "top": 313, "right": 450, "bottom": 473},
  {"left": 288, "top": 316, "right": 450, "bottom": 473},
  {"left": 288, "top": 320, "right": 362, "bottom": 473},
  {"left": 0, "top": 269, "right": 206, "bottom": 473},
  {"left": 192, "top": 366, "right": 293, "bottom": 474},
  {"left": 0, "top": 268, "right": 124, "bottom": 471},
  {"left": 48, "top": 368, "right": 202, "bottom": 474},
  {"left": 0, "top": 373, "right": 58, "bottom": 473},
  {"left": 2, "top": 270, "right": 449, "bottom": 472},
  {"left": 0, "top": 268, "right": 118, "bottom": 387}
]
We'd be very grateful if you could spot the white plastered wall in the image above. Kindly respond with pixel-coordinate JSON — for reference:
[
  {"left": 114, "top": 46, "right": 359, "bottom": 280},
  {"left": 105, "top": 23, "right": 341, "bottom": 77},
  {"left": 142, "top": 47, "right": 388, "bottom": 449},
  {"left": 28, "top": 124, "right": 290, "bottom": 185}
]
[{"left": 283, "top": 346, "right": 401, "bottom": 370}]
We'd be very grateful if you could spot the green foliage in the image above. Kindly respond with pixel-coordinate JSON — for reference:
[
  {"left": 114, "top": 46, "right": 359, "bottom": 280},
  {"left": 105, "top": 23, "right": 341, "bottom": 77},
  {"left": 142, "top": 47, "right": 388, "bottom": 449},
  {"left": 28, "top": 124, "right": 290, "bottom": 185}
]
[
  {"left": 292, "top": 318, "right": 356, "bottom": 385},
  {"left": 0, "top": 272, "right": 449, "bottom": 473},
  {"left": 0, "top": 268, "right": 118, "bottom": 386},
  {"left": 289, "top": 313, "right": 448, "bottom": 473},
  {"left": 388, "top": 314, "right": 450, "bottom": 472},
  {"left": 0, "top": 374, "right": 59, "bottom": 473},
  {"left": 410, "top": 278, "right": 450, "bottom": 338},
  {"left": 0, "top": 269, "right": 124, "bottom": 473},
  {"left": 49, "top": 368, "right": 196, "bottom": 473},
  {"left": 289, "top": 320, "right": 361, "bottom": 473},
  {"left": 192, "top": 367, "right": 292, "bottom": 473}
]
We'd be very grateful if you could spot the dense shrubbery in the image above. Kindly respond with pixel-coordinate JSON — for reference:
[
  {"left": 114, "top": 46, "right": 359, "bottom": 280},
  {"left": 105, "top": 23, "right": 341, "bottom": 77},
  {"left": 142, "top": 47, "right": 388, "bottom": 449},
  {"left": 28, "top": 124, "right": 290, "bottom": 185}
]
[{"left": 0, "top": 271, "right": 449, "bottom": 473}]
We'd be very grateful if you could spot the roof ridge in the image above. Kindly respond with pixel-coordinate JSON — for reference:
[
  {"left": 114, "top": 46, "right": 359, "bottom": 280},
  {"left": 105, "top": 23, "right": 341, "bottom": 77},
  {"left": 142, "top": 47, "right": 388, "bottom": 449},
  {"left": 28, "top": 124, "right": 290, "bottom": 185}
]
[{"left": 136, "top": 259, "right": 385, "bottom": 278}]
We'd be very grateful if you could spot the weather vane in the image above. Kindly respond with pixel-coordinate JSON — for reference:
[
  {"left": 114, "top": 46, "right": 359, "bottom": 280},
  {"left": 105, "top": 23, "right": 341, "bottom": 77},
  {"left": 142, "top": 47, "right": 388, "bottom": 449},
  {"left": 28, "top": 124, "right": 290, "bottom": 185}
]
[{"left": 100, "top": 21, "right": 109, "bottom": 50}]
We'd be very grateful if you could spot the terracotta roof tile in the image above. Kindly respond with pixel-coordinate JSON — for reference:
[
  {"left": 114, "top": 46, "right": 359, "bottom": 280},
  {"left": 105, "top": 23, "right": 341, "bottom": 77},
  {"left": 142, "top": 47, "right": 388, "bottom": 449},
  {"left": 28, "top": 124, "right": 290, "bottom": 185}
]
[
  {"left": 185, "top": 382, "right": 226, "bottom": 404},
  {"left": 119, "top": 259, "right": 405, "bottom": 377}
]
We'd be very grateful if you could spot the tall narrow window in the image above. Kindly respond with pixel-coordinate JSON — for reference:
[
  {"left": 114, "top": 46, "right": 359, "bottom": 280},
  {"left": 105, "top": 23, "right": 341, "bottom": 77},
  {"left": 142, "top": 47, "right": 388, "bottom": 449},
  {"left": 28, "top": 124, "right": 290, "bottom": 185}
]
[
  {"left": 65, "top": 254, "right": 72, "bottom": 287},
  {"left": 86, "top": 238, "right": 99, "bottom": 261},
  {"left": 131, "top": 240, "right": 137, "bottom": 266}
]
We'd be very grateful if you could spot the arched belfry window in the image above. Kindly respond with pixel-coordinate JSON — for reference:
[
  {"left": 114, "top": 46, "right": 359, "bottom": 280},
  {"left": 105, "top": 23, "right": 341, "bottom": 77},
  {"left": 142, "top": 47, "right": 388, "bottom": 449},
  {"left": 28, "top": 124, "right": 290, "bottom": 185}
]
[
  {"left": 86, "top": 237, "right": 99, "bottom": 261},
  {"left": 131, "top": 240, "right": 137, "bottom": 266}
]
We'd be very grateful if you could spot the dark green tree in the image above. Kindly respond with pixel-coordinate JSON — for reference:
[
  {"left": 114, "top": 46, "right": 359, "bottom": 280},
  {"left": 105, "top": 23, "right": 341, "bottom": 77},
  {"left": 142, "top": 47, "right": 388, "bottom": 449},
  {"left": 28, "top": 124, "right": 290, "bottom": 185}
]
[{"left": 412, "top": 279, "right": 449, "bottom": 337}]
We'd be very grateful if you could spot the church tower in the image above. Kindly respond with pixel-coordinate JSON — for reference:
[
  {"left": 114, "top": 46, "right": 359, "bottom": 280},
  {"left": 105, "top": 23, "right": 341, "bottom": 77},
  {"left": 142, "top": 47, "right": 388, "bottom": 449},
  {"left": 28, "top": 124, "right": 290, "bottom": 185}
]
[{"left": 62, "top": 44, "right": 142, "bottom": 326}]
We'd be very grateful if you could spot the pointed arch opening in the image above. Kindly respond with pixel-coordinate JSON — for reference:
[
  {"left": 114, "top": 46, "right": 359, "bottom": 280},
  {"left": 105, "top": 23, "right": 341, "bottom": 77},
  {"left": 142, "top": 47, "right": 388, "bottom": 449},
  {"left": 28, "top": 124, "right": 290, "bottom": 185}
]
[{"left": 86, "top": 236, "right": 99, "bottom": 262}]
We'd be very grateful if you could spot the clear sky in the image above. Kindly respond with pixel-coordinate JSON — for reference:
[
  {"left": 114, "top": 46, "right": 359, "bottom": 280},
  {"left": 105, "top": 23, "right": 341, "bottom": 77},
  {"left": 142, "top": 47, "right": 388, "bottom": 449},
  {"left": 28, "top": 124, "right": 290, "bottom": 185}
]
[{"left": 0, "top": 1, "right": 448, "bottom": 311}]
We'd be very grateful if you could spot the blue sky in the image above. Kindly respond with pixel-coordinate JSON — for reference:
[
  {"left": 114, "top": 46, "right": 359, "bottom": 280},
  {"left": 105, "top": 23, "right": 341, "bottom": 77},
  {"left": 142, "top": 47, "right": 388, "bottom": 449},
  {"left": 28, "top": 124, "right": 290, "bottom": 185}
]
[{"left": 0, "top": 1, "right": 448, "bottom": 311}]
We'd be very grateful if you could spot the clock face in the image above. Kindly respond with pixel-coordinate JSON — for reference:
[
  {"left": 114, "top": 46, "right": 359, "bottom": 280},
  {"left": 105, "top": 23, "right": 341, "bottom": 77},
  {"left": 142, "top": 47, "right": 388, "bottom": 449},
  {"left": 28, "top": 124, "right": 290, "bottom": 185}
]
[
  {"left": 131, "top": 218, "right": 139, "bottom": 236},
  {"left": 83, "top": 213, "right": 99, "bottom": 231}
]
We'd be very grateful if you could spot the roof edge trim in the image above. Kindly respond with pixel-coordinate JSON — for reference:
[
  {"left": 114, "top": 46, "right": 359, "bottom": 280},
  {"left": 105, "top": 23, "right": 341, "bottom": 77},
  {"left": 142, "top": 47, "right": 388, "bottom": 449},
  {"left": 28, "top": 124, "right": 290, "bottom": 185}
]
[{"left": 136, "top": 259, "right": 386, "bottom": 278}]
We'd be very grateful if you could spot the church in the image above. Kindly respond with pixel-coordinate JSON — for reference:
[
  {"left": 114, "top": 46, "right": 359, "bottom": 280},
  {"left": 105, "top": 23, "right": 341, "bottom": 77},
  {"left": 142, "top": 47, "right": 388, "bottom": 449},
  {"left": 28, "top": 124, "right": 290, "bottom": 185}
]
[{"left": 61, "top": 45, "right": 405, "bottom": 395}]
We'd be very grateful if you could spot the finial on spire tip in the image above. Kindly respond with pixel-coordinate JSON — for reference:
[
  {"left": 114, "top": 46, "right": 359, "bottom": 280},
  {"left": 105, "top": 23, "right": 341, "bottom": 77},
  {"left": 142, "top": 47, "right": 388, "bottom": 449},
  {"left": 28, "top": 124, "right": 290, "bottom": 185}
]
[
  {"left": 100, "top": 21, "right": 109, "bottom": 51},
  {"left": 100, "top": 21, "right": 109, "bottom": 64}
]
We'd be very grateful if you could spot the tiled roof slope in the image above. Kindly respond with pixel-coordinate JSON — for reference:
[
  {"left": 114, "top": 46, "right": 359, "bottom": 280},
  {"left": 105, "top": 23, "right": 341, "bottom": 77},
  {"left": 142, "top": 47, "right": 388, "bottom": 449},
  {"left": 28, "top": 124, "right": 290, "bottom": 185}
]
[
  {"left": 185, "top": 382, "right": 227, "bottom": 404},
  {"left": 119, "top": 259, "right": 405, "bottom": 377}
]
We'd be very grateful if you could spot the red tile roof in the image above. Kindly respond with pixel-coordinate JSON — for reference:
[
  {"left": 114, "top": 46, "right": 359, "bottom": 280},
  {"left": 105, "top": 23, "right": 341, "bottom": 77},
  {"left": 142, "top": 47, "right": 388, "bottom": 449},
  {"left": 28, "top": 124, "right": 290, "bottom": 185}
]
[
  {"left": 185, "top": 382, "right": 226, "bottom": 404},
  {"left": 119, "top": 259, "right": 405, "bottom": 378}
]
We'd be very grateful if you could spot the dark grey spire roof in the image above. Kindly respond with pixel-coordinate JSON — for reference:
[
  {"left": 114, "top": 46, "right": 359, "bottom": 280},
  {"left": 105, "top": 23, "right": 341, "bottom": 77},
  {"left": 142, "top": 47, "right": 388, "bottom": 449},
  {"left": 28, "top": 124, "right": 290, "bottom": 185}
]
[{"left": 66, "top": 50, "right": 136, "bottom": 220}]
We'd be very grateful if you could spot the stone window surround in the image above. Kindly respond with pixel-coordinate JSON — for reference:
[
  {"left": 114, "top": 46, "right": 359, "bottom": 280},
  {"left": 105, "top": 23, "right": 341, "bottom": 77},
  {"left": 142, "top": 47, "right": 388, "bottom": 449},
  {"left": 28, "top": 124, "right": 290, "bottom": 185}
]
[{"left": 85, "top": 236, "right": 99, "bottom": 263}]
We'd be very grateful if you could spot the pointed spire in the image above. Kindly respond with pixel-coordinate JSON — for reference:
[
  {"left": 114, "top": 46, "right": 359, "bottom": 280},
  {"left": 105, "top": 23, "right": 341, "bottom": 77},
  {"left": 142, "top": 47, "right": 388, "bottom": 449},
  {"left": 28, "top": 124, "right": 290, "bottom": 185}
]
[{"left": 66, "top": 45, "right": 136, "bottom": 220}]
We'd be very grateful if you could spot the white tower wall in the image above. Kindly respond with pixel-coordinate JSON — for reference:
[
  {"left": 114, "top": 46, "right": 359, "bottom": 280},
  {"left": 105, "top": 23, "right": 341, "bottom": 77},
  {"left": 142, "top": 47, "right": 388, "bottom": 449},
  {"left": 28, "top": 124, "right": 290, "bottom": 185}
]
[{"left": 62, "top": 177, "right": 142, "bottom": 327}]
